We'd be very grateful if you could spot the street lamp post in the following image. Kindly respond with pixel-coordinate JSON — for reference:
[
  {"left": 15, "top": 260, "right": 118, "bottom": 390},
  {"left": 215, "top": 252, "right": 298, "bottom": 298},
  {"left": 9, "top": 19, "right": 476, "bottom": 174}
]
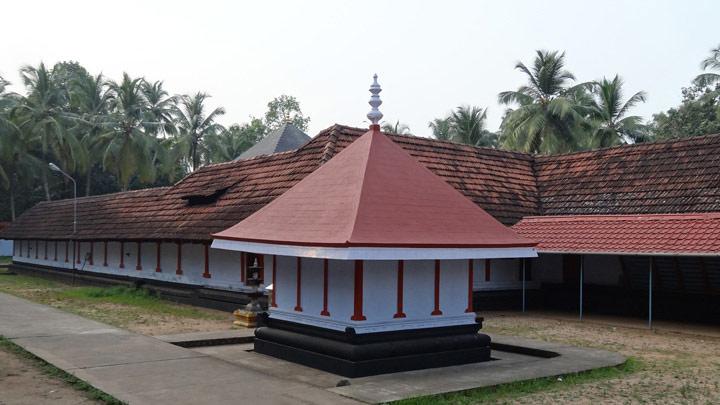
[{"left": 49, "top": 163, "right": 77, "bottom": 271}]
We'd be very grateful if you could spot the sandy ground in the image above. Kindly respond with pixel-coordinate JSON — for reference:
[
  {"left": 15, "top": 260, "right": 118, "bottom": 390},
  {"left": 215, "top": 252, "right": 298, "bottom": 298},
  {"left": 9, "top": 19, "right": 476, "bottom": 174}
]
[
  {"left": 0, "top": 347, "right": 100, "bottom": 405},
  {"left": 483, "top": 313, "right": 720, "bottom": 404}
]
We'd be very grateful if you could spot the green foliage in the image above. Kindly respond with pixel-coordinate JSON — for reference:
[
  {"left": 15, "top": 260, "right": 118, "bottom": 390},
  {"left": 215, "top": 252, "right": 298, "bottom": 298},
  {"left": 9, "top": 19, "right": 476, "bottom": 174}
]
[
  {"left": 584, "top": 75, "right": 649, "bottom": 148},
  {"left": 263, "top": 94, "right": 310, "bottom": 131},
  {"left": 649, "top": 85, "right": 720, "bottom": 140},
  {"left": 390, "top": 358, "right": 641, "bottom": 405},
  {"left": 381, "top": 120, "right": 411, "bottom": 135},
  {"left": 429, "top": 105, "right": 498, "bottom": 147}
]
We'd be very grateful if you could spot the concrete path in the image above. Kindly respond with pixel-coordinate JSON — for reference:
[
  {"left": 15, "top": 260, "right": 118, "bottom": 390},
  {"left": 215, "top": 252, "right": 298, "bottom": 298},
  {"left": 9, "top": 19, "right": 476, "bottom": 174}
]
[{"left": 0, "top": 293, "right": 360, "bottom": 405}]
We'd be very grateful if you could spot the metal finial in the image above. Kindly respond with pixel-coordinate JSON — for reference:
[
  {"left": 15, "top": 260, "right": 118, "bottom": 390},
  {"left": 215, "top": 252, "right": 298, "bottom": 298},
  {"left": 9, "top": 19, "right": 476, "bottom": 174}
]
[{"left": 367, "top": 74, "right": 383, "bottom": 126}]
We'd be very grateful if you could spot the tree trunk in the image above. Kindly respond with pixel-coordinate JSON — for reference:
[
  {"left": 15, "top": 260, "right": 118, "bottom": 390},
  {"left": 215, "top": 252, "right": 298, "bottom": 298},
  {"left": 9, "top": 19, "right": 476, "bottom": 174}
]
[{"left": 41, "top": 169, "right": 51, "bottom": 201}]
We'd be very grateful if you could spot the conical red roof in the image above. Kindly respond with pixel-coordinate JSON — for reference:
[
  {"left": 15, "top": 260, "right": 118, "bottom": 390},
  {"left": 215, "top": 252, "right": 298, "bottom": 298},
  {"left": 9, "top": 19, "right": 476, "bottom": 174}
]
[{"left": 213, "top": 128, "right": 535, "bottom": 248}]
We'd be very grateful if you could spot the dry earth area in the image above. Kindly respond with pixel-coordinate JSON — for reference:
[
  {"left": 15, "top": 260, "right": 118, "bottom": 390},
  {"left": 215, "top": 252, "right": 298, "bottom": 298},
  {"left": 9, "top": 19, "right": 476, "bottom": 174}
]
[
  {"left": 481, "top": 313, "right": 720, "bottom": 404},
  {"left": 0, "top": 346, "right": 100, "bottom": 405}
]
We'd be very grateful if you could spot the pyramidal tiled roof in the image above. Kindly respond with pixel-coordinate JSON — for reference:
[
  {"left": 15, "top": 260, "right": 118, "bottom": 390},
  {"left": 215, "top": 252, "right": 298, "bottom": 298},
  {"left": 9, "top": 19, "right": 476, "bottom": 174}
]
[
  {"left": 235, "top": 123, "right": 311, "bottom": 160},
  {"left": 214, "top": 127, "right": 535, "bottom": 248}
]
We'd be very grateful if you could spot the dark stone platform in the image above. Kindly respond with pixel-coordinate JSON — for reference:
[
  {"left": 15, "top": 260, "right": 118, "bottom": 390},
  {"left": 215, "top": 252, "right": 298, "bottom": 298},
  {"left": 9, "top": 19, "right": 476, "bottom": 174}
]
[{"left": 254, "top": 316, "right": 491, "bottom": 378}]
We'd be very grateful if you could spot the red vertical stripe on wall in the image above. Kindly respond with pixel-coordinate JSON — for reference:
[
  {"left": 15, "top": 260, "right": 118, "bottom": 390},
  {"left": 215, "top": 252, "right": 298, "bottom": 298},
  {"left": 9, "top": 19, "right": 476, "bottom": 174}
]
[
  {"left": 176, "top": 242, "right": 183, "bottom": 275},
  {"left": 351, "top": 260, "right": 366, "bottom": 321},
  {"left": 432, "top": 260, "right": 443, "bottom": 316},
  {"left": 320, "top": 259, "right": 330, "bottom": 316},
  {"left": 394, "top": 260, "right": 406, "bottom": 318},
  {"left": 119, "top": 242, "right": 125, "bottom": 269},
  {"left": 43, "top": 241, "right": 48, "bottom": 260},
  {"left": 484, "top": 259, "right": 491, "bottom": 282},
  {"left": 202, "top": 244, "right": 211, "bottom": 278},
  {"left": 294, "top": 257, "right": 303, "bottom": 311},
  {"left": 155, "top": 242, "right": 162, "bottom": 272},
  {"left": 270, "top": 255, "right": 277, "bottom": 308},
  {"left": 135, "top": 242, "right": 142, "bottom": 270},
  {"left": 103, "top": 242, "right": 108, "bottom": 266},
  {"left": 466, "top": 259, "right": 474, "bottom": 313},
  {"left": 89, "top": 242, "right": 94, "bottom": 265},
  {"left": 240, "top": 252, "right": 246, "bottom": 283}
]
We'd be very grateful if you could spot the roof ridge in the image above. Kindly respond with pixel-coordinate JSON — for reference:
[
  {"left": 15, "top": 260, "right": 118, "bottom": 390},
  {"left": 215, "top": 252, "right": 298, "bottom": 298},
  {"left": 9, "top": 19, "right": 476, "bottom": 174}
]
[{"left": 519, "top": 212, "right": 720, "bottom": 222}]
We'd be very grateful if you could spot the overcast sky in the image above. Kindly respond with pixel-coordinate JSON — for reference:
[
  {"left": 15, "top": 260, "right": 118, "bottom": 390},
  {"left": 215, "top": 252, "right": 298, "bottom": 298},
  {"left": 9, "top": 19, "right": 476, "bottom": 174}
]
[{"left": 1, "top": 0, "right": 718, "bottom": 137}]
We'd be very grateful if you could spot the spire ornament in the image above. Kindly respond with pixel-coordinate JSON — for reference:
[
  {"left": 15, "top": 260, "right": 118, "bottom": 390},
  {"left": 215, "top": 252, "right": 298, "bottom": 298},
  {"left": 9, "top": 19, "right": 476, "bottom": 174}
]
[{"left": 367, "top": 74, "right": 383, "bottom": 127}]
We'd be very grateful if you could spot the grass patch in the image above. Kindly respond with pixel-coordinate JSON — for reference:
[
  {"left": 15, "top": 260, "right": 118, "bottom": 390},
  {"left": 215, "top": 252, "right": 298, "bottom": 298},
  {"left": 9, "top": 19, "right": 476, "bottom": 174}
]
[
  {"left": 0, "top": 256, "right": 11, "bottom": 265},
  {"left": 390, "top": 357, "right": 641, "bottom": 405},
  {"left": 0, "top": 336, "right": 125, "bottom": 404}
]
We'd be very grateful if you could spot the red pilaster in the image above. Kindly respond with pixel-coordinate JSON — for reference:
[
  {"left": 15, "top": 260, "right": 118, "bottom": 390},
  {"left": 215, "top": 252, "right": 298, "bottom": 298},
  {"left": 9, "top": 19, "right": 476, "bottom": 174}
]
[
  {"left": 432, "top": 260, "right": 443, "bottom": 316},
  {"left": 103, "top": 241, "right": 108, "bottom": 266},
  {"left": 270, "top": 255, "right": 277, "bottom": 308},
  {"left": 466, "top": 259, "right": 474, "bottom": 313},
  {"left": 54, "top": 241, "right": 58, "bottom": 261},
  {"left": 202, "top": 243, "right": 211, "bottom": 278},
  {"left": 64, "top": 241, "right": 69, "bottom": 263},
  {"left": 294, "top": 257, "right": 303, "bottom": 311},
  {"left": 155, "top": 242, "right": 162, "bottom": 272},
  {"left": 175, "top": 242, "right": 183, "bottom": 275},
  {"left": 135, "top": 242, "right": 142, "bottom": 270},
  {"left": 240, "top": 252, "right": 246, "bottom": 283},
  {"left": 43, "top": 241, "right": 48, "bottom": 260},
  {"left": 89, "top": 242, "right": 94, "bottom": 265},
  {"left": 119, "top": 242, "right": 125, "bottom": 269},
  {"left": 484, "top": 259, "right": 491, "bottom": 281},
  {"left": 394, "top": 260, "right": 406, "bottom": 318},
  {"left": 351, "top": 260, "right": 366, "bottom": 321},
  {"left": 320, "top": 259, "right": 330, "bottom": 316}
]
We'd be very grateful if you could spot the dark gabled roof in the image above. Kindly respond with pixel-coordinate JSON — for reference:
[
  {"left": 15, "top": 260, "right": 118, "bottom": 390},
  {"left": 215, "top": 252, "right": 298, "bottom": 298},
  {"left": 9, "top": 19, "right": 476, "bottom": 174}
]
[
  {"left": 3, "top": 125, "right": 720, "bottom": 243},
  {"left": 215, "top": 127, "right": 535, "bottom": 248},
  {"left": 235, "top": 123, "right": 311, "bottom": 160}
]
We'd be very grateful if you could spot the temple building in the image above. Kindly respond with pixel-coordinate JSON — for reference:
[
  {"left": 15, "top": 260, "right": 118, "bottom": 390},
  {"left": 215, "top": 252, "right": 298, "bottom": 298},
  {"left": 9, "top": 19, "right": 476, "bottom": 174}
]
[{"left": 1, "top": 76, "right": 720, "bottom": 326}]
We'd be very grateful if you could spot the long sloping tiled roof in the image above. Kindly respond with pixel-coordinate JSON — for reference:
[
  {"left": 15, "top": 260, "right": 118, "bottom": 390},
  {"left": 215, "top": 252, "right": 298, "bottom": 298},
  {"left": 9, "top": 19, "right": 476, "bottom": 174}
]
[
  {"left": 3, "top": 125, "right": 720, "bottom": 242},
  {"left": 513, "top": 214, "right": 720, "bottom": 255},
  {"left": 1, "top": 124, "right": 537, "bottom": 241}
]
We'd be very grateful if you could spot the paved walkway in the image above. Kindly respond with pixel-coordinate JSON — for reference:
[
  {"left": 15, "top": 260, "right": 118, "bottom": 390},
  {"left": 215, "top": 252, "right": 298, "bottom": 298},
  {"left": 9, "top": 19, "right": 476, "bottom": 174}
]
[{"left": 0, "top": 293, "right": 360, "bottom": 405}]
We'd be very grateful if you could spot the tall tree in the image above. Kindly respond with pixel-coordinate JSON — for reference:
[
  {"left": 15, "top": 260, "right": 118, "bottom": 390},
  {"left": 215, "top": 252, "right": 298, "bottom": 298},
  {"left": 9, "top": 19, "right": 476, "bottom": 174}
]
[
  {"left": 205, "top": 122, "right": 263, "bottom": 163},
  {"left": 585, "top": 75, "right": 648, "bottom": 148},
  {"left": 498, "top": 50, "right": 590, "bottom": 154},
  {"left": 649, "top": 85, "right": 720, "bottom": 140},
  {"left": 381, "top": 120, "right": 411, "bottom": 134},
  {"left": 173, "top": 92, "right": 225, "bottom": 171},
  {"left": 428, "top": 117, "right": 453, "bottom": 141},
  {"left": 142, "top": 80, "right": 176, "bottom": 137},
  {"left": 263, "top": 95, "right": 310, "bottom": 131},
  {"left": 449, "top": 106, "right": 497, "bottom": 147},
  {"left": 694, "top": 44, "right": 720, "bottom": 88}
]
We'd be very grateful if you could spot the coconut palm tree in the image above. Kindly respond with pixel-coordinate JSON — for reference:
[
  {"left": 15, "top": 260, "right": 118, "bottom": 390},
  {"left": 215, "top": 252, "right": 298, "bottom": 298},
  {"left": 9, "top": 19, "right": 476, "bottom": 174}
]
[
  {"left": 15, "top": 63, "right": 81, "bottom": 200},
  {"left": 381, "top": 120, "right": 411, "bottom": 135},
  {"left": 142, "top": 80, "right": 176, "bottom": 137},
  {"left": 498, "top": 50, "right": 590, "bottom": 154},
  {"left": 694, "top": 44, "right": 720, "bottom": 88},
  {"left": 428, "top": 117, "right": 453, "bottom": 141},
  {"left": 204, "top": 124, "right": 259, "bottom": 163},
  {"left": 101, "top": 73, "right": 157, "bottom": 190},
  {"left": 173, "top": 92, "right": 225, "bottom": 171},
  {"left": 585, "top": 75, "right": 648, "bottom": 148},
  {"left": 449, "top": 105, "right": 497, "bottom": 147}
]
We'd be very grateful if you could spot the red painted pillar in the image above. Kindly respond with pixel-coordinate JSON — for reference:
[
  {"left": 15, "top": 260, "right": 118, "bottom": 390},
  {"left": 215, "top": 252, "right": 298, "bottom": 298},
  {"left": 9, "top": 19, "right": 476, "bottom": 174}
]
[
  {"left": 320, "top": 259, "right": 330, "bottom": 316},
  {"left": 294, "top": 257, "right": 303, "bottom": 311},
  {"left": 54, "top": 241, "right": 58, "bottom": 261},
  {"left": 155, "top": 242, "right": 162, "bottom": 272},
  {"left": 103, "top": 241, "right": 108, "bottom": 266},
  {"left": 394, "top": 260, "right": 406, "bottom": 318},
  {"left": 175, "top": 242, "right": 183, "bottom": 275},
  {"left": 202, "top": 243, "right": 211, "bottom": 278},
  {"left": 240, "top": 252, "right": 246, "bottom": 283},
  {"left": 89, "top": 242, "right": 94, "bottom": 265},
  {"left": 466, "top": 259, "right": 474, "bottom": 313},
  {"left": 351, "top": 260, "right": 366, "bottom": 321},
  {"left": 135, "top": 242, "right": 142, "bottom": 271},
  {"left": 484, "top": 259, "right": 491, "bottom": 281},
  {"left": 64, "top": 241, "right": 69, "bottom": 263},
  {"left": 432, "top": 260, "right": 443, "bottom": 316},
  {"left": 43, "top": 241, "right": 48, "bottom": 260},
  {"left": 119, "top": 242, "right": 125, "bottom": 269},
  {"left": 270, "top": 255, "right": 277, "bottom": 308}
]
